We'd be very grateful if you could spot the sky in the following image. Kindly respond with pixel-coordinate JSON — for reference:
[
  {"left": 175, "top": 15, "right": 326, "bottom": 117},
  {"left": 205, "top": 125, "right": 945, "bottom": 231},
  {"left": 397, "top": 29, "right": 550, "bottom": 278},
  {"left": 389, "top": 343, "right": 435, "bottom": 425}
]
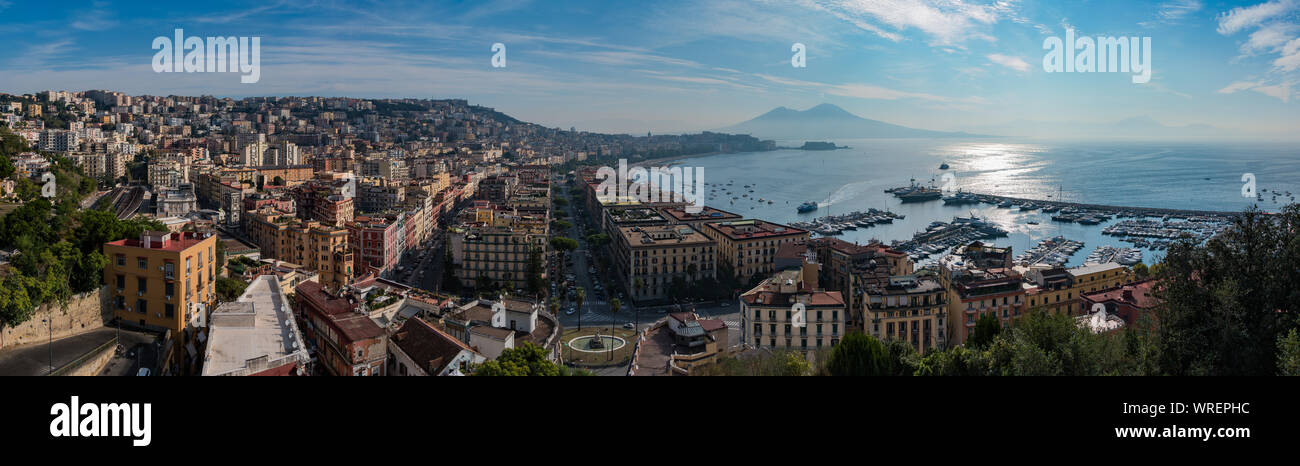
[{"left": 0, "top": 0, "right": 1298, "bottom": 138}]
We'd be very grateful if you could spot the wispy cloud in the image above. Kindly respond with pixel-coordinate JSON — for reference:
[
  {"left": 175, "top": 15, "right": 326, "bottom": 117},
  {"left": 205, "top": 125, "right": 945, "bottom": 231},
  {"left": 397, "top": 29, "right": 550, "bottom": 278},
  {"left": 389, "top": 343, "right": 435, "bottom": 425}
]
[
  {"left": 1216, "top": 0, "right": 1295, "bottom": 35},
  {"left": 70, "top": 1, "right": 119, "bottom": 31},
  {"left": 987, "top": 53, "right": 1031, "bottom": 72},
  {"left": 811, "top": 0, "right": 1013, "bottom": 46},
  {"left": 1141, "top": 0, "right": 1204, "bottom": 27},
  {"left": 1219, "top": 79, "right": 1292, "bottom": 102}
]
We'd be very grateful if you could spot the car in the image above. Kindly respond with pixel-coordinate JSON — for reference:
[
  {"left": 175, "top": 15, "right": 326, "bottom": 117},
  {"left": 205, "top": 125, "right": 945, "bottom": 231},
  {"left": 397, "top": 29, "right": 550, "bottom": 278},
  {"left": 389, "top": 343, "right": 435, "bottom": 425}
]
[
  {"left": 623, "top": 322, "right": 635, "bottom": 329},
  {"left": 565, "top": 307, "right": 576, "bottom": 315},
  {"left": 720, "top": 301, "right": 730, "bottom": 307},
  {"left": 136, "top": 368, "right": 151, "bottom": 376}
]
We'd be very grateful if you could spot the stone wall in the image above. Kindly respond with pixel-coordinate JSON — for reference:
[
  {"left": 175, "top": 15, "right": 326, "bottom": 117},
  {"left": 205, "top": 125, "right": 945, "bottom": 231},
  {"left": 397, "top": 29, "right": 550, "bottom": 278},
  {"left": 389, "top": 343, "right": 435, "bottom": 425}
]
[{"left": 0, "top": 286, "right": 110, "bottom": 350}]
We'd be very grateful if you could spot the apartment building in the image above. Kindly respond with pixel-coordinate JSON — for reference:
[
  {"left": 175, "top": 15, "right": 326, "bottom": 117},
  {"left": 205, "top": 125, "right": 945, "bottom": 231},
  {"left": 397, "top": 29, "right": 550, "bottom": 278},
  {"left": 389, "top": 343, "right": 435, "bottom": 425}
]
[
  {"left": 699, "top": 219, "right": 809, "bottom": 282},
  {"left": 103, "top": 231, "right": 218, "bottom": 372},
  {"left": 453, "top": 223, "right": 548, "bottom": 292},
  {"left": 939, "top": 245, "right": 1029, "bottom": 347},
  {"left": 347, "top": 215, "right": 406, "bottom": 277},
  {"left": 739, "top": 262, "right": 845, "bottom": 352},
  {"left": 611, "top": 224, "right": 716, "bottom": 302},
  {"left": 294, "top": 281, "right": 388, "bottom": 376},
  {"left": 861, "top": 269, "right": 947, "bottom": 353},
  {"left": 247, "top": 211, "right": 355, "bottom": 292}
]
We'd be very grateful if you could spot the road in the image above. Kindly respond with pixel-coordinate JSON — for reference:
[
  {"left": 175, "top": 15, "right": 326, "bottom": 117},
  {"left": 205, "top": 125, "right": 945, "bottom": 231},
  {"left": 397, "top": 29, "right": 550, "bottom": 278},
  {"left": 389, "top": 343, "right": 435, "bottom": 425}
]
[{"left": 0, "top": 326, "right": 160, "bottom": 376}]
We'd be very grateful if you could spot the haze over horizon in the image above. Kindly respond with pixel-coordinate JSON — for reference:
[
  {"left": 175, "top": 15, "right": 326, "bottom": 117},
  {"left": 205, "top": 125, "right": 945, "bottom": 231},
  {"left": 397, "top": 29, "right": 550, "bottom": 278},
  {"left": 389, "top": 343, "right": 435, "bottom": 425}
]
[{"left": 2, "top": 0, "right": 1299, "bottom": 139}]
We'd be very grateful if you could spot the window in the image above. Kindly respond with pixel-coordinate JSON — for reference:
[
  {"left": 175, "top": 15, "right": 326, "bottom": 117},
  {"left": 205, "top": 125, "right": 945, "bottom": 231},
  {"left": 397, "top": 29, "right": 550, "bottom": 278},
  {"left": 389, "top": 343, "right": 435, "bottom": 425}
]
[
  {"left": 164, "top": 303, "right": 174, "bottom": 318},
  {"left": 136, "top": 299, "right": 147, "bottom": 315},
  {"left": 116, "top": 255, "right": 125, "bottom": 267},
  {"left": 116, "top": 274, "right": 125, "bottom": 290},
  {"left": 137, "top": 258, "right": 147, "bottom": 269},
  {"left": 137, "top": 277, "right": 147, "bottom": 293}
]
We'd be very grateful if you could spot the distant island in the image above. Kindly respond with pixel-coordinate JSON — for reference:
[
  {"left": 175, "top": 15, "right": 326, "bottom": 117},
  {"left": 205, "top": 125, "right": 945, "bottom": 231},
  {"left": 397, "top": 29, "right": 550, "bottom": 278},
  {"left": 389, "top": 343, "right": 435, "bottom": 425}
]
[
  {"left": 798, "top": 141, "right": 845, "bottom": 150},
  {"left": 715, "top": 103, "right": 993, "bottom": 140}
]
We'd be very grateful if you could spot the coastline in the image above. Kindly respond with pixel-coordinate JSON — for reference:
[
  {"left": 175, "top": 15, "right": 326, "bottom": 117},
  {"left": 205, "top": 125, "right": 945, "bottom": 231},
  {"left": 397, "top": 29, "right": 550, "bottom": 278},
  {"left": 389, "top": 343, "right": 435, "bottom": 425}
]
[{"left": 627, "top": 150, "right": 757, "bottom": 168}]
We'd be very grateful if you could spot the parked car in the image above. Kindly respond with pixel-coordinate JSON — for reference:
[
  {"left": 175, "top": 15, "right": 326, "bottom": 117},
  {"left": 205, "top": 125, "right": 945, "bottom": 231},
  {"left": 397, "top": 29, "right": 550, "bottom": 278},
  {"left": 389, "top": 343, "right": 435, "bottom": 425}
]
[
  {"left": 136, "top": 368, "right": 151, "bottom": 377},
  {"left": 623, "top": 322, "right": 635, "bottom": 329}
]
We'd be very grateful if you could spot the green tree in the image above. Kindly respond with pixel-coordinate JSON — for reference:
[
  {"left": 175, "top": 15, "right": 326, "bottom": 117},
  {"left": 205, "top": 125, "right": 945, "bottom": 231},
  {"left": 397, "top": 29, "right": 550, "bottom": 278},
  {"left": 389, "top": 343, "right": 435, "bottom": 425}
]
[
  {"left": 550, "top": 236, "right": 578, "bottom": 252},
  {"left": 216, "top": 277, "right": 249, "bottom": 302},
  {"left": 525, "top": 247, "right": 543, "bottom": 295},
  {"left": 967, "top": 313, "right": 1002, "bottom": 349},
  {"left": 473, "top": 342, "right": 585, "bottom": 376},
  {"left": 1156, "top": 206, "right": 1300, "bottom": 376},
  {"left": 823, "top": 332, "right": 906, "bottom": 376},
  {"left": 1278, "top": 329, "right": 1300, "bottom": 376}
]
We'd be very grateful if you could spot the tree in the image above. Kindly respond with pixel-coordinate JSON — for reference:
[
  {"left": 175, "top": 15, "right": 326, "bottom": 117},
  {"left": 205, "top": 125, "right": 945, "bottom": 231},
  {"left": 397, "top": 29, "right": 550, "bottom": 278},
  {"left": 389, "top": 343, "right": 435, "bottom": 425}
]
[
  {"left": 216, "top": 277, "right": 249, "bottom": 302},
  {"left": 525, "top": 247, "right": 543, "bottom": 295},
  {"left": 609, "top": 298, "right": 620, "bottom": 315},
  {"left": 822, "top": 332, "right": 906, "bottom": 376},
  {"left": 575, "top": 287, "right": 586, "bottom": 330},
  {"left": 1130, "top": 262, "right": 1150, "bottom": 280},
  {"left": 473, "top": 342, "right": 589, "bottom": 376},
  {"left": 781, "top": 351, "right": 812, "bottom": 376},
  {"left": 1278, "top": 328, "right": 1300, "bottom": 376},
  {"left": 550, "top": 237, "right": 578, "bottom": 253},
  {"left": 967, "top": 313, "right": 1002, "bottom": 349},
  {"left": 1156, "top": 206, "right": 1300, "bottom": 376}
]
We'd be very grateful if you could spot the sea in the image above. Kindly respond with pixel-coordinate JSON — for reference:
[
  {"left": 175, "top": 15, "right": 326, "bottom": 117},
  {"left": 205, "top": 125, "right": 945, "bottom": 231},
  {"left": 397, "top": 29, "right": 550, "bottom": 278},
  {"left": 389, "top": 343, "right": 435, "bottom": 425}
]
[{"left": 662, "top": 138, "right": 1300, "bottom": 267}]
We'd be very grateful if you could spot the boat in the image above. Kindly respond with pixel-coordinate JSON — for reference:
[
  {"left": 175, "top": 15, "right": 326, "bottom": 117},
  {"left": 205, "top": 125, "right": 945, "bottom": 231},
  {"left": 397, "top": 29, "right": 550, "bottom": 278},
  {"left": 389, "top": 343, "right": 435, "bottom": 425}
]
[
  {"left": 939, "top": 163, "right": 950, "bottom": 170},
  {"left": 899, "top": 187, "right": 942, "bottom": 203},
  {"left": 797, "top": 202, "right": 819, "bottom": 213}
]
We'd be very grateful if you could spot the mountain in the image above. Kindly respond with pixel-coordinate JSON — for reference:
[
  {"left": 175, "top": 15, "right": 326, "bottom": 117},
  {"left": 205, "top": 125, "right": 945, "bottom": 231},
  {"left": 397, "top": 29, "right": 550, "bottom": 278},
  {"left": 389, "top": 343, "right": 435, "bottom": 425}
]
[{"left": 714, "top": 104, "right": 990, "bottom": 140}]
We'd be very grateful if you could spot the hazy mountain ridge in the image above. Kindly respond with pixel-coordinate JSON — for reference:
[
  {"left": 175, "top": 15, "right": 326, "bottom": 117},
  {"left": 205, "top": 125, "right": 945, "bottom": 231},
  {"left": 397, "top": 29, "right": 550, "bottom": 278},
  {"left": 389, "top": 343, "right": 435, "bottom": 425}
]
[{"left": 714, "top": 103, "right": 990, "bottom": 140}]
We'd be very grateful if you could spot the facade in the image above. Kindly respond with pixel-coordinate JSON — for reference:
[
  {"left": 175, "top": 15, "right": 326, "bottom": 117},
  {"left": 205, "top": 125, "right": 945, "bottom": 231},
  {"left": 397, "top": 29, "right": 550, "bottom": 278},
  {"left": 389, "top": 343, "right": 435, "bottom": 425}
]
[
  {"left": 862, "top": 271, "right": 947, "bottom": 353},
  {"left": 347, "top": 215, "right": 405, "bottom": 277},
  {"left": 247, "top": 211, "right": 356, "bottom": 292},
  {"left": 611, "top": 224, "right": 716, "bottom": 302},
  {"left": 453, "top": 223, "right": 547, "bottom": 292},
  {"left": 939, "top": 245, "right": 1029, "bottom": 347},
  {"left": 739, "top": 262, "right": 845, "bottom": 352},
  {"left": 103, "top": 231, "right": 218, "bottom": 372},
  {"left": 700, "top": 219, "right": 809, "bottom": 282}
]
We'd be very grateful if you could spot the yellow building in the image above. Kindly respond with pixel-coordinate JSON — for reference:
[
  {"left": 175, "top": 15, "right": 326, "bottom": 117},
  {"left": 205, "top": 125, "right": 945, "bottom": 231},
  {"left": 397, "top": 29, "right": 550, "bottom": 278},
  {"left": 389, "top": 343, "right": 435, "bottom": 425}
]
[
  {"left": 104, "top": 231, "right": 218, "bottom": 370},
  {"left": 699, "top": 219, "right": 809, "bottom": 282},
  {"left": 247, "top": 210, "right": 355, "bottom": 292},
  {"left": 454, "top": 224, "right": 548, "bottom": 291},
  {"left": 1024, "top": 262, "right": 1131, "bottom": 316}
]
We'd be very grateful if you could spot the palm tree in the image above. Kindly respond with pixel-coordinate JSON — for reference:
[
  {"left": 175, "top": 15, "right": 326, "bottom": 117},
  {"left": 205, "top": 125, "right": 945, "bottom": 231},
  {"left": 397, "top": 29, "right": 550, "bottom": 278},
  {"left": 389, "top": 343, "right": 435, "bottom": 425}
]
[
  {"left": 575, "top": 286, "right": 586, "bottom": 330},
  {"left": 549, "top": 296, "right": 560, "bottom": 316},
  {"left": 634, "top": 277, "right": 645, "bottom": 301}
]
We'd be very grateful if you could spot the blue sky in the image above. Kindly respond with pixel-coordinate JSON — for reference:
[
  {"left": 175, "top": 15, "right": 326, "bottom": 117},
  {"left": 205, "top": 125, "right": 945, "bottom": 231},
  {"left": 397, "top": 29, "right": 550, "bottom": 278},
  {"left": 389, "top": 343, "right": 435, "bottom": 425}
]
[{"left": 0, "top": 0, "right": 1297, "bottom": 137}]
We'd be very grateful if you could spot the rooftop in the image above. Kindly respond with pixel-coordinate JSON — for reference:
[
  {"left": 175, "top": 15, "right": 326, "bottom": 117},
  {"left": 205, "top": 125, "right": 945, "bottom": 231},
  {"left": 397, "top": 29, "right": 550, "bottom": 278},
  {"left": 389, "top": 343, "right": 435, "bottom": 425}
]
[
  {"left": 703, "top": 219, "right": 806, "bottom": 241},
  {"left": 659, "top": 205, "right": 740, "bottom": 223},
  {"left": 201, "top": 276, "right": 310, "bottom": 376},
  {"left": 618, "top": 224, "right": 713, "bottom": 247}
]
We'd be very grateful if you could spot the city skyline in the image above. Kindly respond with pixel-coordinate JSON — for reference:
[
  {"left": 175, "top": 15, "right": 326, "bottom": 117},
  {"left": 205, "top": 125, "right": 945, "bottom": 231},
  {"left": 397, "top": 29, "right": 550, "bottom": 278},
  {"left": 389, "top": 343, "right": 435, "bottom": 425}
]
[{"left": 1, "top": 1, "right": 1299, "bottom": 136}]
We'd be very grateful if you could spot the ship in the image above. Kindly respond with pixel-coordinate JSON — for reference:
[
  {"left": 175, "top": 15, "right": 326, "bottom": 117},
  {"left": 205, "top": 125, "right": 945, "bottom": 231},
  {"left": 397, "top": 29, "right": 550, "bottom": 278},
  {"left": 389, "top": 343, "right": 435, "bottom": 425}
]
[
  {"left": 797, "top": 202, "right": 819, "bottom": 213},
  {"left": 898, "top": 187, "right": 942, "bottom": 203}
]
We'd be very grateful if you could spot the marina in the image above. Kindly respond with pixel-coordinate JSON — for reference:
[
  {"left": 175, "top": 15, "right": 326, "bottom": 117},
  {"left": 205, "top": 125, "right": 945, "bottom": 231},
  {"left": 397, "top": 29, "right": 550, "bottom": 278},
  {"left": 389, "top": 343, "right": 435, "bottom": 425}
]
[
  {"left": 1015, "top": 236, "right": 1085, "bottom": 267},
  {"left": 1085, "top": 245, "right": 1144, "bottom": 266},
  {"left": 888, "top": 215, "right": 1009, "bottom": 262}
]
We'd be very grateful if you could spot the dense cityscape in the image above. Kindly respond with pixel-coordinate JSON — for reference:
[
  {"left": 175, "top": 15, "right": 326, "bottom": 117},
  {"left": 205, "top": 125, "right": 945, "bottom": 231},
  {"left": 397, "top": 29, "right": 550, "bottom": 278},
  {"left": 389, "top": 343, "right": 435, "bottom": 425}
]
[{"left": 0, "top": 89, "right": 1293, "bottom": 378}]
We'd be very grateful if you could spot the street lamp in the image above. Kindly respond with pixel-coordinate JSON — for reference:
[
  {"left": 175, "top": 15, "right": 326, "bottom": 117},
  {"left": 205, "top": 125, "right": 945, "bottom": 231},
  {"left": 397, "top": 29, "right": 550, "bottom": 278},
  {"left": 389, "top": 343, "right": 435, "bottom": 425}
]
[{"left": 42, "top": 317, "right": 52, "bottom": 374}]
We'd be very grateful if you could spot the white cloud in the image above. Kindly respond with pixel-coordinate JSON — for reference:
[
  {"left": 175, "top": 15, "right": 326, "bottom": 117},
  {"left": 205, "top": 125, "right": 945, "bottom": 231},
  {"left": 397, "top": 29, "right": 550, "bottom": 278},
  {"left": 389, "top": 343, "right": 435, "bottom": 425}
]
[
  {"left": 987, "top": 53, "right": 1030, "bottom": 72},
  {"left": 1158, "top": 0, "right": 1204, "bottom": 21},
  {"left": 1218, "top": 79, "right": 1292, "bottom": 102},
  {"left": 813, "top": 0, "right": 1010, "bottom": 46},
  {"left": 1217, "top": 0, "right": 1296, "bottom": 35}
]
